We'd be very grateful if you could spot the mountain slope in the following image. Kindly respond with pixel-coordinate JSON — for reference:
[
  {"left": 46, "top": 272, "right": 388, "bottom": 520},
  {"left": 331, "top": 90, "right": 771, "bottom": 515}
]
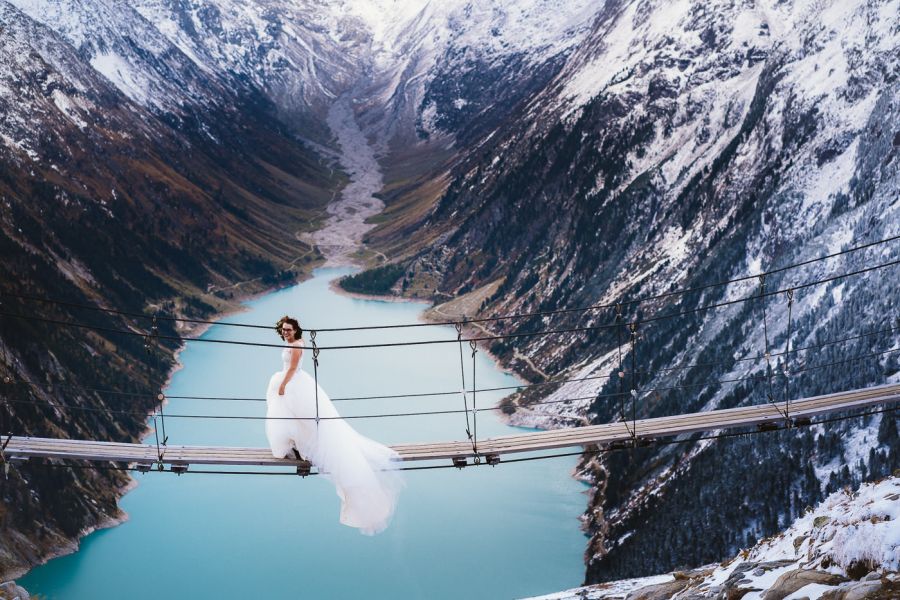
[
  {"left": 361, "top": 0, "right": 900, "bottom": 581},
  {"left": 529, "top": 475, "right": 900, "bottom": 599},
  {"left": 2, "top": 0, "right": 898, "bottom": 587},
  {"left": 0, "top": 0, "right": 340, "bottom": 576}
]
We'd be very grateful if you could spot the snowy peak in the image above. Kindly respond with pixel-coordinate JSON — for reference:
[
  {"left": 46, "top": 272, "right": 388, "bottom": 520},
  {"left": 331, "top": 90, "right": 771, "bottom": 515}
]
[
  {"left": 2, "top": 0, "right": 610, "bottom": 146},
  {"left": 131, "top": 0, "right": 367, "bottom": 116},
  {"left": 6, "top": 0, "right": 220, "bottom": 109},
  {"left": 4, "top": 0, "right": 369, "bottom": 121},
  {"left": 0, "top": 1, "right": 152, "bottom": 164},
  {"left": 544, "top": 0, "right": 898, "bottom": 206},
  {"left": 339, "top": 0, "right": 604, "bottom": 143},
  {"left": 341, "top": 0, "right": 599, "bottom": 62}
]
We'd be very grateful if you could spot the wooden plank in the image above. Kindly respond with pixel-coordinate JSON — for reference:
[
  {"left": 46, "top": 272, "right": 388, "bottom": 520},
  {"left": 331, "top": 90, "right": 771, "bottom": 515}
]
[
  {"left": 462, "top": 384, "right": 900, "bottom": 451},
  {"left": 487, "top": 384, "right": 897, "bottom": 446},
  {"left": 4, "top": 383, "right": 898, "bottom": 465}
]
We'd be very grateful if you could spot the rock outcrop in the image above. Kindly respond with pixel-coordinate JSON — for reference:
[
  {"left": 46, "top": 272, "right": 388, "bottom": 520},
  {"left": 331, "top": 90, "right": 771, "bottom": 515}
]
[{"left": 525, "top": 476, "right": 900, "bottom": 599}]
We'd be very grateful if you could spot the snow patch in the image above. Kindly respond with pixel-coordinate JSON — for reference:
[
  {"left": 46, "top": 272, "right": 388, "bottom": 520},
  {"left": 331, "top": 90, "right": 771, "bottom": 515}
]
[
  {"left": 89, "top": 52, "right": 148, "bottom": 104},
  {"left": 50, "top": 89, "right": 87, "bottom": 129}
]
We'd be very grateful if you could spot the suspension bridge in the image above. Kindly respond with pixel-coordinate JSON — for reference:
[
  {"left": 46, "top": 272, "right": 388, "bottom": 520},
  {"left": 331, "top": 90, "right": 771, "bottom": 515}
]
[
  {"left": 3, "top": 383, "right": 899, "bottom": 475},
  {"left": 1, "top": 234, "right": 899, "bottom": 476}
]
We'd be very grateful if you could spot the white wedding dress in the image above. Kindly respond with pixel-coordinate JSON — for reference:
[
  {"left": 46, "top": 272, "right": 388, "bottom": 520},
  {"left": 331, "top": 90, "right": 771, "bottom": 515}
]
[{"left": 265, "top": 343, "right": 403, "bottom": 535}]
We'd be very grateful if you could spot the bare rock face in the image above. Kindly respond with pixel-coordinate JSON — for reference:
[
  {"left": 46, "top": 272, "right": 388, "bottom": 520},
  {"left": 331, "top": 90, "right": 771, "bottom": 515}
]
[
  {"left": 0, "top": 581, "right": 30, "bottom": 600},
  {"left": 761, "top": 569, "right": 849, "bottom": 600},
  {"left": 623, "top": 578, "right": 690, "bottom": 600},
  {"left": 820, "top": 574, "right": 900, "bottom": 600}
]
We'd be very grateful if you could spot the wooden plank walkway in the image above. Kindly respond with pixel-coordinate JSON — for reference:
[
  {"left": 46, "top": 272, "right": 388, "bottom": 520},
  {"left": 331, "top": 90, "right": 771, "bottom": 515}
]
[{"left": 3, "top": 383, "right": 899, "bottom": 470}]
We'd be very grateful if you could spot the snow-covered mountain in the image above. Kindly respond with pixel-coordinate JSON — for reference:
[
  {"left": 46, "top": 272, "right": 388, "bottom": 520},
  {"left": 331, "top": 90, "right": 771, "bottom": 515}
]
[
  {"left": 357, "top": 0, "right": 900, "bottom": 583},
  {"left": 1, "top": 0, "right": 897, "bottom": 589},
  {"left": 129, "top": 0, "right": 370, "bottom": 131},
  {"left": 0, "top": 0, "right": 345, "bottom": 577},
  {"left": 0, "top": 1, "right": 150, "bottom": 165},
  {"left": 2, "top": 0, "right": 602, "bottom": 149},
  {"left": 5, "top": 0, "right": 226, "bottom": 111},
  {"left": 349, "top": 0, "right": 601, "bottom": 145}
]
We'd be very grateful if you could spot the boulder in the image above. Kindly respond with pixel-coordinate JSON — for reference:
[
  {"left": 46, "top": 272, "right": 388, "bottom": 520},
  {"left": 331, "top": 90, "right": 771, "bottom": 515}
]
[
  {"left": 762, "top": 569, "right": 849, "bottom": 600},
  {"left": 820, "top": 579, "right": 883, "bottom": 600},
  {"left": 624, "top": 578, "right": 690, "bottom": 600},
  {"left": 723, "top": 588, "right": 761, "bottom": 600},
  {"left": 0, "top": 581, "right": 29, "bottom": 600}
]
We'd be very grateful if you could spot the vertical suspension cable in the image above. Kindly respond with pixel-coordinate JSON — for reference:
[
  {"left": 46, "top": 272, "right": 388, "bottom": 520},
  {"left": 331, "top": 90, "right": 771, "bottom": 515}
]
[
  {"left": 147, "top": 313, "right": 167, "bottom": 446},
  {"left": 455, "top": 322, "right": 473, "bottom": 442},
  {"left": 310, "top": 330, "right": 320, "bottom": 428},
  {"left": 0, "top": 292, "right": 6, "bottom": 478},
  {"left": 629, "top": 322, "right": 639, "bottom": 444},
  {"left": 615, "top": 303, "right": 628, "bottom": 427},
  {"left": 469, "top": 339, "right": 479, "bottom": 461},
  {"left": 152, "top": 415, "right": 164, "bottom": 469},
  {"left": 1, "top": 375, "right": 9, "bottom": 438},
  {"left": 784, "top": 289, "right": 795, "bottom": 423},
  {"left": 1, "top": 375, "right": 10, "bottom": 479},
  {"left": 759, "top": 275, "right": 788, "bottom": 420}
]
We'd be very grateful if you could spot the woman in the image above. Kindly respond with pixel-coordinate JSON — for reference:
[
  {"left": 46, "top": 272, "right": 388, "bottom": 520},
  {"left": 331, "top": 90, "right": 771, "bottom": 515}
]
[{"left": 265, "top": 316, "right": 403, "bottom": 535}]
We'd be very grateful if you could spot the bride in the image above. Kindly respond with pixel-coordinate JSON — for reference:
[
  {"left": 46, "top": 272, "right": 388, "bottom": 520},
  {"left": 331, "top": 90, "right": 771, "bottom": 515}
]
[{"left": 265, "top": 315, "right": 403, "bottom": 535}]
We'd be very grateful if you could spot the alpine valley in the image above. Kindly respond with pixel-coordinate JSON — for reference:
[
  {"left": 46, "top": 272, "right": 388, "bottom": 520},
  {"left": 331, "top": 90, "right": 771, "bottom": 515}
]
[{"left": 1, "top": 0, "right": 898, "bottom": 592}]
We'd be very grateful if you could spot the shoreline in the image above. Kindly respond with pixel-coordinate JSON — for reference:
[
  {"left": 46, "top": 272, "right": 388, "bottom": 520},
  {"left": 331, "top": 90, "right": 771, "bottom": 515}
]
[
  {"left": 21, "top": 261, "right": 591, "bottom": 597},
  {"left": 326, "top": 276, "right": 431, "bottom": 305},
  {"left": 10, "top": 476, "right": 140, "bottom": 583},
  {"left": 14, "top": 96, "right": 360, "bottom": 585},
  {"left": 11, "top": 271, "right": 318, "bottom": 585},
  {"left": 328, "top": 279, "right": 548, "bottom": 429},
  {"left": 164, "top": 274, "right": 315, "bottom": 386}
]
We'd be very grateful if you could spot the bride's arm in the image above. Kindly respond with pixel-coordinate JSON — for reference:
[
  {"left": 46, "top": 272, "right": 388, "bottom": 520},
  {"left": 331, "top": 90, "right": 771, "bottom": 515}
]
[{"left": 278, "top": 347, "right": 303, "bottom": 395}]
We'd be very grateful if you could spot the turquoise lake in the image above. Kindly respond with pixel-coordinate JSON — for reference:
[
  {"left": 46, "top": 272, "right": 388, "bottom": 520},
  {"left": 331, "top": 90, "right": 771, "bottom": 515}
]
[{"left": 21, "top": 268, "right": 587, "bottom": 599}]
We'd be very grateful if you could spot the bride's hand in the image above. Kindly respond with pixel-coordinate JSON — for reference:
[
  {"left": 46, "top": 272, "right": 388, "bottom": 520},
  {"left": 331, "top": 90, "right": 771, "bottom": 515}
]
[{"left": 278, "top": 384, "right": 286, "bottom": 396}]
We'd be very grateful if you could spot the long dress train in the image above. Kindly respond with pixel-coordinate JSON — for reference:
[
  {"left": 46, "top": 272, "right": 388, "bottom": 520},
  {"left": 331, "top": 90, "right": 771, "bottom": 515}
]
[{"left": 265, "top": 345, "right": 403, "bottom": 535}]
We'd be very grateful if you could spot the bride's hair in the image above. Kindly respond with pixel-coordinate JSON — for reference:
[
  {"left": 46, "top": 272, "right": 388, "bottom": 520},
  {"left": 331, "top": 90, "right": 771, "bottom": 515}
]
[{"left": 275, "top": 315, "right": 303, "bottom": 340}]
